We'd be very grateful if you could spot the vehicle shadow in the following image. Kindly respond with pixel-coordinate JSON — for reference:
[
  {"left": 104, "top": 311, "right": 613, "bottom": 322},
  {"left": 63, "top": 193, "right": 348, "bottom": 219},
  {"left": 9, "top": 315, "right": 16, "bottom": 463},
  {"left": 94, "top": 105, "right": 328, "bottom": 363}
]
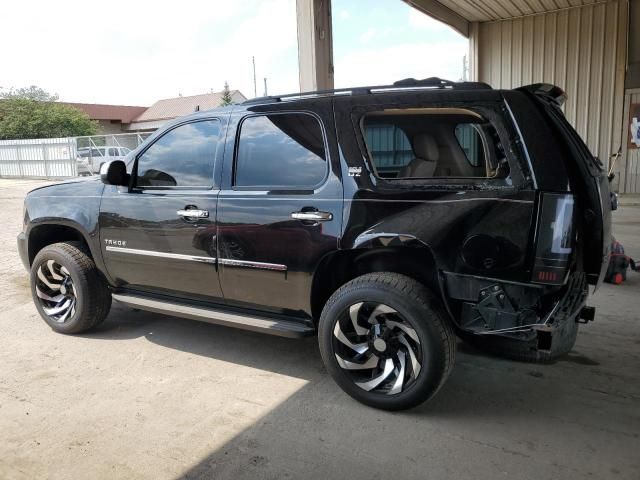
[{"left": 80, "top": 303, "right": 638, "bottom": 480}]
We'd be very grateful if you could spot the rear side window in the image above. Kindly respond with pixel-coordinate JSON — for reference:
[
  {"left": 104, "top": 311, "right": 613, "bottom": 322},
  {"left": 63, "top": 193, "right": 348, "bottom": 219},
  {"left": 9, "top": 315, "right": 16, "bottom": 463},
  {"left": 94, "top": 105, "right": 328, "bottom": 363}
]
[
  {"left": 361, "top": 108, "right": 506, "bottom": 179},
  {"left": 136, "top": 119, "right": 220, "bottom": 188},
  {"left": 108, "top": 148, "right": 119, "bottom": 156},
  {"left": 234, "top": 113, "right": 327, "bottom": 188}
]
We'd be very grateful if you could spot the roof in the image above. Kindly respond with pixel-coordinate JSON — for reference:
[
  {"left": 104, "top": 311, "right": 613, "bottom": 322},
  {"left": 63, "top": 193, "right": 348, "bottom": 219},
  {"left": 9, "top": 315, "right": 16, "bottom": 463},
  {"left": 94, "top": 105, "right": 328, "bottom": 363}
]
[
  {"left": 134, "top": 90, "right": 247, "bottom": 122},
  {"left": 434, "top": 0, "right": 599, "bottom": 21},
  {"left": 402, "top": 0, "right": 602, "bottom": 36},
  {"left": 61, "top": 102, "right": 147, "bottom": 123}
]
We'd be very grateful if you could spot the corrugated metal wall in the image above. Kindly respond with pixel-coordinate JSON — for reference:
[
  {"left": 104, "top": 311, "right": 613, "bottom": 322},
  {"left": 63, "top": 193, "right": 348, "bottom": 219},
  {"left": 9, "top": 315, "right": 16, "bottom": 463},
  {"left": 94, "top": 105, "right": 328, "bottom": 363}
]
[
  {"left": 622, "top": 89, "right": 640, "bottom": 192},
  {"left": 475, "top": 0, "right": 628, "bottom": 189}
]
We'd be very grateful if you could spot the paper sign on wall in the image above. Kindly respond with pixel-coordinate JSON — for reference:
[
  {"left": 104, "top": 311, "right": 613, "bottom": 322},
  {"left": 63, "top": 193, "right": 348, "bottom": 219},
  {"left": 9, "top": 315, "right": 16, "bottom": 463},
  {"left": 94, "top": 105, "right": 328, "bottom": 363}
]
[{"left": 630, "top": 103, "right": 640, "bottom": 149}]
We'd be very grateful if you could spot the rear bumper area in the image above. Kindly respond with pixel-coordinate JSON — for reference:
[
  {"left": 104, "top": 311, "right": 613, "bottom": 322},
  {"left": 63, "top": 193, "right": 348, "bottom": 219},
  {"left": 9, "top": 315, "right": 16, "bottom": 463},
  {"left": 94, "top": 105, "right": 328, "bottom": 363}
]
[
  {"left": 444, "top": 271, "right": 589, "bottom": 334},
  {"left": 527, "top": 272, "right": 588, "bottom": 352},
  {"left": 445, "top": 271, "right": 589, "bottom": 357},
  {"left": 17, "top": 232, "right": 29, "bottom": 270}
]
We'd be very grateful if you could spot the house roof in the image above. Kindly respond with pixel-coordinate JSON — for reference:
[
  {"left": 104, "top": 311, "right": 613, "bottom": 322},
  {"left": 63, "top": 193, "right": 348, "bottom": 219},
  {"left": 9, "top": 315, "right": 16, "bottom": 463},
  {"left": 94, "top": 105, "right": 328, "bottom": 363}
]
[
  {"left": 61, "top": 102, "right": 147, "bottom": 123},
  {"left": 134, "top": 90, "right": 247, "bottom": 122}
]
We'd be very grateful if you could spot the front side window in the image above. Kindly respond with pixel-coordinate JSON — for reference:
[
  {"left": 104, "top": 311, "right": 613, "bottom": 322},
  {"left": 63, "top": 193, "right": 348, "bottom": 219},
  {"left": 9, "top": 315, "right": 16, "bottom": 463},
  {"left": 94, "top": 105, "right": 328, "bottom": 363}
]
[
  {"left": 136, "top": 119, "right": 220, "bottom": 188},
  {"left": 234, "top": 113, "right": 327, "bottom": 188},
  {"left": 361, "top": 108, "right": 505, "bottom": 179}
]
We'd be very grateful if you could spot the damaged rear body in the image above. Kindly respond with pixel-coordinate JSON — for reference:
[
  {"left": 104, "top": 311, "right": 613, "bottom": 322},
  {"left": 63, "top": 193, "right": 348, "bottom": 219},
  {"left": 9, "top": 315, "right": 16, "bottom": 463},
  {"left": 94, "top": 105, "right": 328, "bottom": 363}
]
[{"left": 335, "top": 83, "right": 610, "bottom": 355}]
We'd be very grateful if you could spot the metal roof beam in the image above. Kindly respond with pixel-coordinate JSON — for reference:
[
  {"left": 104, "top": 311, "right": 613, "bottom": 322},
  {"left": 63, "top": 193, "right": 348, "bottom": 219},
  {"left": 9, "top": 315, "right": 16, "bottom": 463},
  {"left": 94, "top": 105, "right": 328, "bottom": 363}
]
[{"left": 401, "top": 0, "right": 470, "bottom": 37}]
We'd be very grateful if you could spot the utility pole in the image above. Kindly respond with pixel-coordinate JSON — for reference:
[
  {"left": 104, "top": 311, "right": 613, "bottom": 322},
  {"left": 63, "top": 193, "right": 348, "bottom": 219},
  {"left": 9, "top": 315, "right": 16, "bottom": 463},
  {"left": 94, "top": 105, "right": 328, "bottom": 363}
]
[
  {"left": 252, "top": 56, "right": 257, "bottom": 98},
  {"left": 263, "top": 78, "right": 268, "bottom": 96},
  {"left": 462, "top": 55, "right": 468, "bottom": 82}
]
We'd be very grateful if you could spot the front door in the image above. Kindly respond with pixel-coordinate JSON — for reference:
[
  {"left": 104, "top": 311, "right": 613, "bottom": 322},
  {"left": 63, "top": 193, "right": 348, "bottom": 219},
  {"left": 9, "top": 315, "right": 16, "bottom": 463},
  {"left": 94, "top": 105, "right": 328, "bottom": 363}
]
[
  {"left": 217, "top": 109, "right": 343, "bottom": 318},
  {"left": 99, "top": 118, "right": 225, "bottom": 303}
]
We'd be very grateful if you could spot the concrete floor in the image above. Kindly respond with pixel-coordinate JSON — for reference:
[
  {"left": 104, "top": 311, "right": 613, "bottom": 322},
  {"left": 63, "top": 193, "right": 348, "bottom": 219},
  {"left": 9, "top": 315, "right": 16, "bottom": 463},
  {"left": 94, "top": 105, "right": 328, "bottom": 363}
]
[{"left": 1, "top": 178, "right": 639, "bottom": 480}]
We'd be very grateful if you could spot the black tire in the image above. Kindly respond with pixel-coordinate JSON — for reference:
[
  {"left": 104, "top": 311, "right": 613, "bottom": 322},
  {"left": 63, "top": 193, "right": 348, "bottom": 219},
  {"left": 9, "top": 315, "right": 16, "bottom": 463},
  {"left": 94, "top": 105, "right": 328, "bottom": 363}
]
[
  {"left": 31, "top": 241, "right": 111, "bottom": 334},
  {"left": 318, "top": 273, "right": 456, "bottom": 411},
  {"left": 457, "top": 318, "right": 578, "bottom": 364}
]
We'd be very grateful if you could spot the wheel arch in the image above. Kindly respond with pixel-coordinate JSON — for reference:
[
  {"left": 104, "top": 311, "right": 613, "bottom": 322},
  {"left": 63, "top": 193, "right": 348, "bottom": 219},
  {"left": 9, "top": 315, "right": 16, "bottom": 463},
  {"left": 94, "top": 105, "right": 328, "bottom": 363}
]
[
  {"left": 27, "top": 221, "right": 96, "bottom": 266},
  {"left": 310, "top": 244, "right": 444, "bottom": 323}
]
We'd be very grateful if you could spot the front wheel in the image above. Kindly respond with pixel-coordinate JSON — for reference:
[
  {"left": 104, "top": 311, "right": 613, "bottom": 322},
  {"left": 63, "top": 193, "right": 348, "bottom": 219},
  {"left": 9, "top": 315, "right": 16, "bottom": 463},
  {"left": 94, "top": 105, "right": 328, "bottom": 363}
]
[
  {"left": 318, "top": 273, "right": 456, "bottom": 411},
  {"left": 31, "top": 242, "right": 112, "bottom": 334}
]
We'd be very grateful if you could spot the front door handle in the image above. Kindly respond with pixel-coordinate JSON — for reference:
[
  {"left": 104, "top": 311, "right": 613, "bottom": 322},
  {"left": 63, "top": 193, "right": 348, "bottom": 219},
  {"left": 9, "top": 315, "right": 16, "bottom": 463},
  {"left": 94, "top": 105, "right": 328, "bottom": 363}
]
[
  {"left": 177, "top": 209, "right": 209, "bottom": 219},
  {"left": 291, "top": 211, "right": 333, "bottom": 222}
]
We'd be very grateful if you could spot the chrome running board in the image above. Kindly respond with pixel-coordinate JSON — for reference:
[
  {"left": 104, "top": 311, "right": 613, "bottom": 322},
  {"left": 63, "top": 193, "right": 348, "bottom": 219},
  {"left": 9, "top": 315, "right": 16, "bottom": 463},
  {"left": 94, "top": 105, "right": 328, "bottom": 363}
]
[{"left": 112, "top": 293, "right": 314, "bottom": 338}]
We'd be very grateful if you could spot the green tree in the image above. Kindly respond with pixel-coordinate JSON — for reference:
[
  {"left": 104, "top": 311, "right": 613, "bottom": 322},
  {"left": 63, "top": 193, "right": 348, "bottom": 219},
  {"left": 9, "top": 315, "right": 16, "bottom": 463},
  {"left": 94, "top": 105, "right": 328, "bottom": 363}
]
[
  {"left": 0, "top": 86, "right": 98, "bottom": 139},
  {"left": 219, "top": 81, "right": 233, "bottom": 106}
]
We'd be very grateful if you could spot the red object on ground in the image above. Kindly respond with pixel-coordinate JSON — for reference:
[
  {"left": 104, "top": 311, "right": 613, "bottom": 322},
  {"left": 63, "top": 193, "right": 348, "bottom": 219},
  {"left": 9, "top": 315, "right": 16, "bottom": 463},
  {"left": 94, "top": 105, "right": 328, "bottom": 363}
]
[{"left": 614, "top": 273, "right": 624, "bottom": 285}]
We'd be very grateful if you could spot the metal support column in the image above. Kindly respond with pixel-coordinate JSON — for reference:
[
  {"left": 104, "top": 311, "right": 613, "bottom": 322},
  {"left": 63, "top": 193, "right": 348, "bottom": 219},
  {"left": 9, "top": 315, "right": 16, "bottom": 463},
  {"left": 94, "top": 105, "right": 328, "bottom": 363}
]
[{"left": 296, "top": 0, "right": 334, "bottom": 92}]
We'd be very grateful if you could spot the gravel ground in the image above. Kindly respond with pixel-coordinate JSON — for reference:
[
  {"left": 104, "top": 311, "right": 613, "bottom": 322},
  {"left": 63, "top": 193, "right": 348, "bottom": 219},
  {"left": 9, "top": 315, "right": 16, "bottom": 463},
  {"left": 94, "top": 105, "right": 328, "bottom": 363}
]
[{"left": 1, "top": 178, "right": 639, "bottom": 480}]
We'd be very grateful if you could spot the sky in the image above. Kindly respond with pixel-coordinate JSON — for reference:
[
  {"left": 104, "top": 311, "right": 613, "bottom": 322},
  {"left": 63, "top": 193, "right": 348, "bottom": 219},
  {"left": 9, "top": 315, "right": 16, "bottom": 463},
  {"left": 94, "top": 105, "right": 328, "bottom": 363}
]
[{"left": 0, "top": 0, "right": 468, "bottom": 106}]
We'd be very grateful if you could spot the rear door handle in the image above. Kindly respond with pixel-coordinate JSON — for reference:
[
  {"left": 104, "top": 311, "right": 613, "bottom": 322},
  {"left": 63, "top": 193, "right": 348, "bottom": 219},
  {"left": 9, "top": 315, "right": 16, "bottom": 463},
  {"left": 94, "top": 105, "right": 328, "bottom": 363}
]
[
  {"left": 291, "top": 211, "right": 333, "bottom": 222},
  {"left": 177, "top": 209, "right": 209, "bottom": 219}
]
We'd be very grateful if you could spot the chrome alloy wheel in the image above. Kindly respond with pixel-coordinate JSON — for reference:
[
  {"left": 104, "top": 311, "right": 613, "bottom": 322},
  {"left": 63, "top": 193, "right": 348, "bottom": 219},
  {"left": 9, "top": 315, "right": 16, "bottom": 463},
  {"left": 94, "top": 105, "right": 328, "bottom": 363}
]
[
  {"left": 332, "top": 302, "right": 422, "bottom": 395},
  {"left": 34, "top": 260, "right": 77, "bottom": 323}
]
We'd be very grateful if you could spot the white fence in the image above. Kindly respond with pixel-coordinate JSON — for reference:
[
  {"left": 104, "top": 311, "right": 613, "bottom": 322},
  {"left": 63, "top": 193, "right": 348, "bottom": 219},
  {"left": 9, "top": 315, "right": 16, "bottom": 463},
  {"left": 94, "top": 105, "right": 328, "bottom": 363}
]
[
  {"left": 0, "top": 133, "right": 152, "bottom": 179},
  {"left": 0, "top": 138, "right": 77, "bottom": 178}
]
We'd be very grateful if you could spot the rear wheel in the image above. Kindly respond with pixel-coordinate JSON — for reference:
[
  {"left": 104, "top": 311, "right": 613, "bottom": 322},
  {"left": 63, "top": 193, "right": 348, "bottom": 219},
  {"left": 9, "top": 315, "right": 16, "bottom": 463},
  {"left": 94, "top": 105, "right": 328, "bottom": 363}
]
[
  {"left": 31, "top": 242, "right": 111, "bottom": 334},
  {"left": 318, "top": 273, "right": 455, "bottom": 411}
]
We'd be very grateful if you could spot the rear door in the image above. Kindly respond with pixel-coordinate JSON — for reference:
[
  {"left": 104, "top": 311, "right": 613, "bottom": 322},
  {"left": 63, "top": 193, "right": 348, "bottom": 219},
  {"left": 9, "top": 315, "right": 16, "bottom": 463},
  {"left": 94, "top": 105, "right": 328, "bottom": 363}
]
[
  {"left": 99, "top": 117, "right": 226, "bottom": 303},
  {"left": 512, "top": 86, "right": 611, "bottom": 286},
  {"left": 216, "top": 105, "right": 343, "bottom": 319}
]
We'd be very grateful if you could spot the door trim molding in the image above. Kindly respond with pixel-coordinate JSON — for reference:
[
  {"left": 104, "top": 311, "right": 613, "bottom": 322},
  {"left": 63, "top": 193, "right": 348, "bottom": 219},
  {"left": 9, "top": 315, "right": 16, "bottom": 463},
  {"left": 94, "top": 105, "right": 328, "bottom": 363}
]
[
  {"left": 105, "top": 246, "right": 216, "bottom": 264},
  {"left": 219, "top": 258, "right": 287, "bottom": 271}
]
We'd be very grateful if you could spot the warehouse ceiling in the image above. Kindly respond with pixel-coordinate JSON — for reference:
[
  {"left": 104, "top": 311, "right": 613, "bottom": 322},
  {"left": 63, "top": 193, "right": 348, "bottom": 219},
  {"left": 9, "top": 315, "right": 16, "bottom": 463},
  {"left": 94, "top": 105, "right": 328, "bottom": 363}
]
[{"left": 402, "top": 0, "right": 609, "bottom": 35}]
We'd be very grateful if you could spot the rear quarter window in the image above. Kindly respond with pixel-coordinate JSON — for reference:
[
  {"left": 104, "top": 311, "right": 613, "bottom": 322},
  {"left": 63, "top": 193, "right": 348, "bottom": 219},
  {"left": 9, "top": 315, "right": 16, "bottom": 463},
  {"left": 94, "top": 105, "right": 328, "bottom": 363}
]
[{"left": 360, "top": 108, "right": 506, "bottom": 180}]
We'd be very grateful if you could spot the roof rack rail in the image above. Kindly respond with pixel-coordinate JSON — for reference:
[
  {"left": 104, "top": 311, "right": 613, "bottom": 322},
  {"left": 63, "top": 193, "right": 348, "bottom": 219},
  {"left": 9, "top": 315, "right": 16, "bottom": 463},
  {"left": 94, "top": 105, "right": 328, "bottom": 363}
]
[
  {"left": 393, "top": 77, "right": 492, "bottom": 90},
  {"left": 242, "top": 77, "right": 492, "bottom": 105}
]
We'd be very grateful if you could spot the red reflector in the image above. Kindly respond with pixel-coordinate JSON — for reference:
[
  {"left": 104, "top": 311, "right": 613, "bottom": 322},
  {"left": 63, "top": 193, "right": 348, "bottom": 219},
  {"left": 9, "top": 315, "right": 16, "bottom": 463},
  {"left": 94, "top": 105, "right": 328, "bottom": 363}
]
[{"left": 538, "top": 271, "right": 558, "bottom": 282}]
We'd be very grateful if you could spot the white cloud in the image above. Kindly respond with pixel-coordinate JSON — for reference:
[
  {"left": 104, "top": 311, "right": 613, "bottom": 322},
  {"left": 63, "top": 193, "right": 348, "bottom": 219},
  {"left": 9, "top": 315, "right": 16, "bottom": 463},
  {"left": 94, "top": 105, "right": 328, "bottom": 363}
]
[
  {"left": 0, "top": 0, "right": 298, "bottom": 105},
  {"left": 334, "top": 41, "right": 468, "bottom": 88},
  {"left": 407, "top": 8, "right": 450, "bottom": 31},
  {"left": 359, "top": 27, "right": 378, "bottom": 44},
  {"left": 0, "top": 0, "right": 468, "bottom": 106}
]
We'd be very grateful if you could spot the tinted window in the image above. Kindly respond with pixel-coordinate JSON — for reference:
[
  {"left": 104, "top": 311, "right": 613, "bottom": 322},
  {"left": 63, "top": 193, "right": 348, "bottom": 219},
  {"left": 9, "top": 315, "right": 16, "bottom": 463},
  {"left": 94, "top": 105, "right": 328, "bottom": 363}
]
[
  {"left": 136, "top": 120, "right": 220, "bottom": 188},
  {"left": 235, "top": 113, "right": 327, "bottom": 188},
  {"left": 108, "top": 148, "right": 119, "bottom": 156}
]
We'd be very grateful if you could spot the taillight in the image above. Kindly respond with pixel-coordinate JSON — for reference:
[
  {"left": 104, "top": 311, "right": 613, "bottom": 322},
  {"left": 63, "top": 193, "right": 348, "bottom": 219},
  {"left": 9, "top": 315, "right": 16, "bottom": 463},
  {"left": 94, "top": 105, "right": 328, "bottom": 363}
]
[{"left": 532, "top": 193, "right": 575, "bottom": 285}]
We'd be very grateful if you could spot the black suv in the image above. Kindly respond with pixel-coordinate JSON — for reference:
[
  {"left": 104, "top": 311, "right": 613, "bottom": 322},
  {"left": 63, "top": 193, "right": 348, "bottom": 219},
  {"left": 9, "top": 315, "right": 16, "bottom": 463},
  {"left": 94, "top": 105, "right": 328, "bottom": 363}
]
[{"left": 18, "top": 79, "right": 611, "bottom": 410}]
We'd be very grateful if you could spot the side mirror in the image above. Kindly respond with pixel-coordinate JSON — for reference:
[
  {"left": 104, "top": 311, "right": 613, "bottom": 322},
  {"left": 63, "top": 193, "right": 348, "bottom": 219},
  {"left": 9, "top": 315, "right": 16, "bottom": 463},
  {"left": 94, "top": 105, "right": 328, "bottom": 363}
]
[{"left": 100, "top": 160, "right": 129, "bottom": 186}]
